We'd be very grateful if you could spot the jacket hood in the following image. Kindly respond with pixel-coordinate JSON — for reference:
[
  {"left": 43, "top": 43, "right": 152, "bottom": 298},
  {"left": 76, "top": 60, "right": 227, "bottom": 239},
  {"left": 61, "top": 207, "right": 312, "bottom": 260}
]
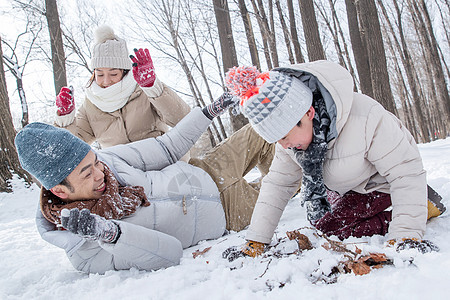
[{"left": 274, "top": 60, "right": 354, "bottom": 137}]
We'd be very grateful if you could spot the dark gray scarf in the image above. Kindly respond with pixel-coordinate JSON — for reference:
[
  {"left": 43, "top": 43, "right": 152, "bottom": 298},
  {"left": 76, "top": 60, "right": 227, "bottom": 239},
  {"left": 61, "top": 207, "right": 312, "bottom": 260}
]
[{"left": 293, "top": 90, "right": 332, "bottom": 223}]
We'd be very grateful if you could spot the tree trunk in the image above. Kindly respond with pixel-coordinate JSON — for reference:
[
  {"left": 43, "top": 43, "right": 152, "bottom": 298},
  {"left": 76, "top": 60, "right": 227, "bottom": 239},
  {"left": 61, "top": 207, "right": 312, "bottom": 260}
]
[
  {"left": 315, "top": 1, "right": 345, "bottom": 66},
  {"left": 328, "top": 0, "right": 358, "bottom": 92},
  {"left": 212, "top": 0, "right": 248, "bottom": 131},
  {"left": 237, "top": 0, "right": 261, "bottom": 69},
  {"left": 183, "top": 4, "right": 228, "bottom": 140},
  {"left": 45, "top": 0, "right": 67, "bottom": 95},
  {"left": 250, "top": 0, "right": 273, "bottom": 69},
  {"left": 407, "top": 0, "right": 449, "bottom": 137},
  {"left": 418, "top": 0, "right": 450, "bottom": 125},
  {"left": 377, "top": 0, "right": 430, "bottom": 142},
  {"left": 297, "top": 0, "right": 326, "bottom": 61},
  {"left": 275, "top": 0, "right": 295, "bottom": 64},
  {"left": 0, "top": 37, "right": 32, "bottom": 192},
  {"left": 253, "top": 0, "right": 279, "bottom": 67},
  {"left": 2, "top": 55, "right": 29, "bottom": 128},
  {"left": 267, "top": 0, "right": 279, "bottom": 67},
  {"left": 344, "top": 0, "right": 373, "bottom": 96},
  {"left": 358, "top": 0, "right": 396, "bottom": 114},
  {"left": 287, "top": 0, "right": 304, "bottom": 63}
]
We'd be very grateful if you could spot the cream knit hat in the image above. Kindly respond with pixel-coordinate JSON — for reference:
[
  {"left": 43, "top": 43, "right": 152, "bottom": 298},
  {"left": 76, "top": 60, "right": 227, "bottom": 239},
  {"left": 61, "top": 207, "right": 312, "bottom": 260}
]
[{"left": 91, "top": 25, "right": 131, "bottom": 70}]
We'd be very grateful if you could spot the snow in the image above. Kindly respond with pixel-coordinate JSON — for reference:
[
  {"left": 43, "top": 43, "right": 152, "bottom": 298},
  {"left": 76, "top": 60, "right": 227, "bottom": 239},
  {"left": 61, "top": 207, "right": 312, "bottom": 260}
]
[{"left": 1, "top": 138, "right": 449, "bottom": 300}]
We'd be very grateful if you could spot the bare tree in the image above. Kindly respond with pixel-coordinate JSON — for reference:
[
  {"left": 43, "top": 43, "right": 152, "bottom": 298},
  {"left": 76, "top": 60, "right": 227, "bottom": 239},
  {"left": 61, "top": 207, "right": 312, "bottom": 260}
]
[
  {"left": 315, "top": 1, "right": 345, "bottom": 66},
  {"left": 237, "top": 0, "right": 261, "bottom": 69},
  {"left": 287, "top": 0, "right": 304, "bottom": 63},
  {"left": 377, "top": 0, "right": 430, "bottom": 142},
  {"left": 182, "top": 2, "right": 228, "bottom": 139},
  {"left": 265, "top": 0, "right": 279, "bottom": 67},
  {"left": 327, "top": 0, "right": 358, "bottom": 91},
  {"left": 213, "top": 0, "right": 239, "bottom": 72},
  {"left": 1, "top": 22, "right": 43, "bottom": 128},
  {"left": 249, "top": 0, "right": 280, "bottom": 68},
  {"left": 298, "top": 0, "right": 326, "bottom": 61},
  {"left": 275, "top": 0, "right": 295, "bottom": 64},
  {"left": 212, "top": 0, "right": 248, "bottom": 131},
  {"left": 60, "top": 0, "right": 109, "bottom": 76},
  {"left": 45, "top": 0, "right": 67, "bottom": 95},
  {"left": 249, "top": 0, "right": 273, "bottom": 69},
  {"left": 345, "top": 0, "right": 373, "bottom": 96},
  {"left": 417, "top": 0, "right": 450, "bottom": 123},
  {"left": 407, "top": 0, "right": 449, "bottom": 137},
  {"left": 358, "top": 0, "right": 396, "bottom": 114},
  {"left": 0, "top": 37, "right": 32, "bottom": 192}
]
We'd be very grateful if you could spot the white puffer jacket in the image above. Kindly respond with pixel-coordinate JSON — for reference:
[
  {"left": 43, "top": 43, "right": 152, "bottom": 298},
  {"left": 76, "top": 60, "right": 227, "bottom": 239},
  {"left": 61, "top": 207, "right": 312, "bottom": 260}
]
[
  {"left": 246, "top": 60, "right": 427, "bottom": 244},
  {"left": 36, "top": 108, "right": 226, "bottom": 274}
]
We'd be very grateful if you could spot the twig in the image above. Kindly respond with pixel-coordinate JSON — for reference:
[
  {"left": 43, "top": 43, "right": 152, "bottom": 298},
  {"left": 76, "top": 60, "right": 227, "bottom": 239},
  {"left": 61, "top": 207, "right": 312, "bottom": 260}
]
[{"left": 259, "top": 258, "right": 272, "bottom": 278}]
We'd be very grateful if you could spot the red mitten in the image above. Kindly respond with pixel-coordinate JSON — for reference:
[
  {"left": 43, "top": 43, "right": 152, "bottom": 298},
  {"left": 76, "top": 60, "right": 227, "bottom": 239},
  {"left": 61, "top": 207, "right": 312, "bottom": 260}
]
[
  {"left": 130, "top": 48, "right": 156, "bottom": 87},
  {"left": 56, "top": 86, "right": 75, "bottom": 116}
]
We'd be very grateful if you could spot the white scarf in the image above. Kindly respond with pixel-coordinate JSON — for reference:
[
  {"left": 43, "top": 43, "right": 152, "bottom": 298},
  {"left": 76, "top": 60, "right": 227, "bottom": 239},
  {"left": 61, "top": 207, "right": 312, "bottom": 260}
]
[{"left": 86, "top": 73, "right": 137, "bottom": 112}]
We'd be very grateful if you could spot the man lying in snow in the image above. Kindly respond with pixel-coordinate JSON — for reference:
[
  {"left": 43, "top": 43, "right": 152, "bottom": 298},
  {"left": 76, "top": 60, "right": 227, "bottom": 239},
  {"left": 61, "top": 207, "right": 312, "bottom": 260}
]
[
  {"left": 15, "top": 90, "right": 275, "bottom": 274},
  {"left": 223, "top": 61, "right": 446, "bottom": 260}
]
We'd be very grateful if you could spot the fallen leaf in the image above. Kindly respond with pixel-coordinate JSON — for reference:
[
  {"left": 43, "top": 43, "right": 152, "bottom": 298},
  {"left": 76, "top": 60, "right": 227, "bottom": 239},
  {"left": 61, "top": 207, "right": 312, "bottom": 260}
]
[
  {"left": 286, "top": 230, "right": 312, "bottom": 250},
  {"left": 192, "top": 246, "right": 211, "bottom": 259},
  {"left": 346, "top": 260, "right": 372, "bottom": 276}
]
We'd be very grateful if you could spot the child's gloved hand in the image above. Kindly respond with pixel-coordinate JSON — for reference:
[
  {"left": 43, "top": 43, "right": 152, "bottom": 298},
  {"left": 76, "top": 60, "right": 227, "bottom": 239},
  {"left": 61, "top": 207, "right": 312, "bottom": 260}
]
[
  {"left": 222, "top": 240, "right": 265, "bottom": 262},
  {"left": 387, "top": 238, "right": 439, "bottom": 253},
  {"left": 202, "top": 92, "right": 239, "bottom": 120}
]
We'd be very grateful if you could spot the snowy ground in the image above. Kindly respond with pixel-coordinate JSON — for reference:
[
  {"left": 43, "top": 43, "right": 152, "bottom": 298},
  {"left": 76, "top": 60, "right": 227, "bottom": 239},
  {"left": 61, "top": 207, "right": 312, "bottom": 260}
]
[{"left": 1, "top": 138, "right": 449, "bottom": 300}]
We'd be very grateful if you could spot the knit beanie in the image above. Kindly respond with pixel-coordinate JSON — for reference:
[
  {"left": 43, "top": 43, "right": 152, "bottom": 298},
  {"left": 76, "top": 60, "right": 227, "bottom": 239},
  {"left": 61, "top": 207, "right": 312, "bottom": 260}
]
[
  {"left": 14, "top": 122, "right": 92, "bottom": 190},
  {"left": 226, "top": 66, "right": 312, "bottom": 143},
  {"left": 91, "top": 25, "right": 131, "bottom": 70}
]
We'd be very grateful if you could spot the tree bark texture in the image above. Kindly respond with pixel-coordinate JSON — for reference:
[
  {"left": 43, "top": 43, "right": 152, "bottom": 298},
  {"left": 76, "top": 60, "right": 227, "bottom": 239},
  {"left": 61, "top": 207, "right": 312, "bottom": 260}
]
[
  {"left": 275, "top": 0, "right": 295, "bottom": 64},
  {"left": 250, "top": 0, "right": 273, "bottom": 69},
  {"left": 344, "top": 0, "right": 373, "bottom": 97},
  {"left": 297, "top": 0, "right": 326, "bottom": 61},
  {"left": 237, "top": 0, "right": 261, "bottom": 69},
  {"left": 0, "top": 37, "right": 32, "bottom": 192},
  {"left": 418, "top": 0, "right": 450, "bottom": 126},
  {"left": 45, "top": 0, "right": 67, "bottom": 95},
  {"left": 358, "top": 0, "right": 396, "bottom": 114},
  {"left": 287, "top": 0, "right": 304, "bottom": 63},
  {"left": 212, "top": 0, "right": 248, "bottom": 131}
]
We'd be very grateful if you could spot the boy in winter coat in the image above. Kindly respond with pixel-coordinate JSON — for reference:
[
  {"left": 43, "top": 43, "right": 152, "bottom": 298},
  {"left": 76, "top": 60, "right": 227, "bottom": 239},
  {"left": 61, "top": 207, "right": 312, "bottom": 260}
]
[
  {"left": 55, "top": 25, "right": 191, "bottom": 150},
  {"left": 15, "top": 92, "right": 274, "bottom": 274},
  {"left": 223, "top": 61, "right": 445, "bottom": 259}
]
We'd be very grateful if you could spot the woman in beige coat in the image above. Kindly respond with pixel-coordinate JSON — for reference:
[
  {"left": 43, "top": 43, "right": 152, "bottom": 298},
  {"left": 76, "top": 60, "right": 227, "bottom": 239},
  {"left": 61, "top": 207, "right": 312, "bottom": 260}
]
[
  {"left": 54, "top": 25, "right": 190, "bottom": 149},
  {"left": 222, "top": 61, "right": 445, "bottom": 260}
]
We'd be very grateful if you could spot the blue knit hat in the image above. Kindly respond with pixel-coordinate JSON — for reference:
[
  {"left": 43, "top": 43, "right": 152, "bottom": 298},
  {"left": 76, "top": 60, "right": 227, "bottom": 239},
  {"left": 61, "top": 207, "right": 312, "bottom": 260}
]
[{"left": 15, "top": 122, "right": 92, "bottom": 189}]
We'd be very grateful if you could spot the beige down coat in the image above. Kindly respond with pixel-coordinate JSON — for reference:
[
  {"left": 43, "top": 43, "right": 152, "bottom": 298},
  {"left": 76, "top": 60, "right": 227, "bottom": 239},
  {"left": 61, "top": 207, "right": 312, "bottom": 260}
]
[
  {"left": 55, "top": 79, "right": 190, "bottom": 148},
  {"left": 246, "top": 60, "right": 427, "bottom": 243}
]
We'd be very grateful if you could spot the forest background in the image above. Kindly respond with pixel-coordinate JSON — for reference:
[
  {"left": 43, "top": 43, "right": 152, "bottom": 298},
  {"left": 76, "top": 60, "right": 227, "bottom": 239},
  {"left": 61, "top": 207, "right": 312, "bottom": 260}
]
[{"left": 0, "top": 0, "right": 449, "bottom": 191}]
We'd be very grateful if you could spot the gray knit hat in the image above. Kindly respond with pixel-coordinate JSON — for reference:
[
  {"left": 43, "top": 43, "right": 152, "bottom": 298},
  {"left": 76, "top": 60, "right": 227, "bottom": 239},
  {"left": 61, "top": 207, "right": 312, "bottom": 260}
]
[
  {"left": 235, "top": 70, "right": 312, "bottom": 143},
  {"left": 15, "top": 122, "right": 92, "bottom": 189},
  {"left": 91, "top": 25, "right": 131, "bottom": 70}
]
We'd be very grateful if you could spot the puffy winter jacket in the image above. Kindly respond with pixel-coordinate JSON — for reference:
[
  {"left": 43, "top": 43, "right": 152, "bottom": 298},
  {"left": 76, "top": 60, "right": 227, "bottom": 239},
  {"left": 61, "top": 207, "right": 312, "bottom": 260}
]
[
  {"left": 37, "top": 108, "right": 226, "bottom": 274},
  {"left": 246, "top": 60, "right": 427, "bottom": 244},
  {"left": 55, "top": 78, "right": 191, "bottom": 148}
]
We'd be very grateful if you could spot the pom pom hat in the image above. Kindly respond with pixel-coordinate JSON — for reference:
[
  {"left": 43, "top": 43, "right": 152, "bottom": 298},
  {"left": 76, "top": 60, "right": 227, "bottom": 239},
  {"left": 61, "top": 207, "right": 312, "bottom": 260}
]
[
  {"left": 226, "top": 66, "right": 313, "bottom": 143},
  {"left": 15, "top": 122, "right": 92, "bottom": 190},
  {"left": 91, "top": 25, "right": 131, "bottom": 70}
]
